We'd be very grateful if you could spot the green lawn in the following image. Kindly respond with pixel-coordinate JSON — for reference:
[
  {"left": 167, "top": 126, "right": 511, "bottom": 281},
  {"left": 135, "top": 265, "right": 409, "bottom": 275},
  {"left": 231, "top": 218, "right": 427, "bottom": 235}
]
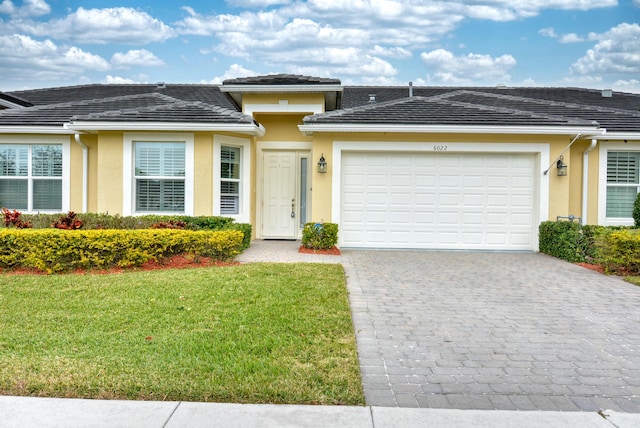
[{"left": 0, "top": 263, "right": 364, "bottom": 405}]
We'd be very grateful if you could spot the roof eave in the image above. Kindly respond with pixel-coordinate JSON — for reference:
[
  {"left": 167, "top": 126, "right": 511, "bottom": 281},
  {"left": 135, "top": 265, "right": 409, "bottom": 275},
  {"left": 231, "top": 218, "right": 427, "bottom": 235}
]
[
  {"left": 298, "top": 123, "right": 604, "bottom": 136},
  {"left": 65, "top": 121, "right": 265, "bottom": 136},
  {"left": 0, "top": 126, "right": 75, "bottom": 134},
  {"left": 220, "top": 84, "right": 344, "bottom": 94},
  {"left": 596, "top": 132, "right": 640, "bottom": 141}
]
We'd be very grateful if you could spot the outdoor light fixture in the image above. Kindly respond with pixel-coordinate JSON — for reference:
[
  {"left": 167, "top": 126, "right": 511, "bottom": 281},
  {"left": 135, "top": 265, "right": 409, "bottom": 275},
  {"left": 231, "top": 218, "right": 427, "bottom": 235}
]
[
  {"left": 556, "top": 156, "right": 568, "bottom": 176},
  {"left": 317, "top": 153, "right": 327, "bottom": 173}
]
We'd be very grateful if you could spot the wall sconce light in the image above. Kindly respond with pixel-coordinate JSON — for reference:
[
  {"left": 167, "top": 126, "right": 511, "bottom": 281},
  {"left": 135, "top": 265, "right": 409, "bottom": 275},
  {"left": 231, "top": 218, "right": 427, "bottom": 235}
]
[
  {"left": 317, "top": 153, "right": 327, "bottom": 173},
  {"left": 556, "top": 156, "right": 568, "bottom": 176}
]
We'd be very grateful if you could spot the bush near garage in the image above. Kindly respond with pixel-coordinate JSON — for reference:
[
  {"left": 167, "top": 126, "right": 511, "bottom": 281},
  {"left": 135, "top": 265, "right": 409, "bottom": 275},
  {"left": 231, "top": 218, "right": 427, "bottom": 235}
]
[
  {"left": 302, "top": 222, "right": 338, "bottom": 250},
  {"left": 538, "top": 221, "right": 640, "bottom": 274},
  {"left": 0, "top": 229, "right": 244, "bottom": 274}
]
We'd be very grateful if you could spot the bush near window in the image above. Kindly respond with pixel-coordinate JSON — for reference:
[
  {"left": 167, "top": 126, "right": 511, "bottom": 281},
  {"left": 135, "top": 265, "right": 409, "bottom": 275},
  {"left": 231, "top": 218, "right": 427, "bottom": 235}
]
[
  {"left": 302, "top": 222, "right": 338, "bottom": 250},
  {"left": 0, "top": 229, "right": 244, "bottom": 274},
  {"left": 633, "top": 192, "right": 640, "bottom": 227},
  {"left": 3, "top": 212, "right": 252, "bottom": 250}
]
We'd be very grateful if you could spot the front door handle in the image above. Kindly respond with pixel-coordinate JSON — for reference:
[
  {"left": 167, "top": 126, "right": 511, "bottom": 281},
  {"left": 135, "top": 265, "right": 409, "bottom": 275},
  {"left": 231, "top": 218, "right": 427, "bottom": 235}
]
[{"left": 291, "top": 198, "right": 295, "bottom": 218}]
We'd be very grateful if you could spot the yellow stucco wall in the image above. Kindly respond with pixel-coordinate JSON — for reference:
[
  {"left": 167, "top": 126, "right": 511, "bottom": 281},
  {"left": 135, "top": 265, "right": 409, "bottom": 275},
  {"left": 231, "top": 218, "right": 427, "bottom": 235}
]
[
  {"left": 94, "top": 132, "right": 124, "bottom": 214},
  {"left": 193, "top": 132, "right": 213, "bottom": 216}
]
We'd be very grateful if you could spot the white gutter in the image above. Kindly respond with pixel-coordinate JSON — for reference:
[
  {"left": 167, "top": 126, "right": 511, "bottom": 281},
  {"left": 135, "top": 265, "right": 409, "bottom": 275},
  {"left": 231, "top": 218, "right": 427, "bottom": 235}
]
[
  {"left": 0, "top": 126, "right": 75, "bottom": 134},
  {"left": 74, "top": 134, "right": 88, "bottom": 213},
  {"left": 299, "top": 123, "right": 602, "bottom": 136},
  {"left": 582, "top": 138, "right": 598, "bottom": 224},
  {"left": 220, "top": 84, "right": 343, "bottom": 94},
  {"left": 65, "top": 122, "right": 265, "bottom": 137}
]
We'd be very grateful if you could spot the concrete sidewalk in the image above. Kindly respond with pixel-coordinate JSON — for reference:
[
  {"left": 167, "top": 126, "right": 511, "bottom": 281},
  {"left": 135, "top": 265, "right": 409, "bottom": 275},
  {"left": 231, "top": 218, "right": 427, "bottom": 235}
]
[{"left": 2, "top": 395, "right": 640, "bottom": 428}]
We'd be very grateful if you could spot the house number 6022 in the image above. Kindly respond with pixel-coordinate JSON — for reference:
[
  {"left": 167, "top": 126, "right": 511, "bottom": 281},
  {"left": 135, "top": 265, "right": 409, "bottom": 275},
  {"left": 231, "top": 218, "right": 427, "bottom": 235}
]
[{"left": 433, "top": 145, "right": 448, "bottom": 151}]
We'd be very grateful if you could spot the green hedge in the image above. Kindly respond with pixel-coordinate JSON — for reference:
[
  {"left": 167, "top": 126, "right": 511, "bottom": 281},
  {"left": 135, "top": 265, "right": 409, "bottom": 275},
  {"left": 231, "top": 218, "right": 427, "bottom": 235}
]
[
  {"left": 538, "top": 221, "right": 589, "bottom": 263},
  {"left": 0, "top": 229, "right": 244, "bottom": 274},
  {"left": 301, "top": 222, "right": 338, "bottom": 250},
  {"left": 595, "top": 229, "right": 640, "bottom": 274}
]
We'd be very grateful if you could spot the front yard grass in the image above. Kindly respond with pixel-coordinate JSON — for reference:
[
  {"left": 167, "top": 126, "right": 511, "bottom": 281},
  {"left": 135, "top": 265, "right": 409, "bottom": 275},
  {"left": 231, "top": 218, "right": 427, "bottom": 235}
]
[{"left": 0, "top": 263, "right": 364, "bottom": 405}]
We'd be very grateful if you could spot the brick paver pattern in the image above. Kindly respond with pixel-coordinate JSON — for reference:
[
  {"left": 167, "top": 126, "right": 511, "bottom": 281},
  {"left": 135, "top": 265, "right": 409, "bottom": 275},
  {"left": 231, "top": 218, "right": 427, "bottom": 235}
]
[
  {"left": 238, "top": 241, "right": 640, "bottom": 412},
  {"left": 342, "top": 251, "right": 640, "bottom": 412}
]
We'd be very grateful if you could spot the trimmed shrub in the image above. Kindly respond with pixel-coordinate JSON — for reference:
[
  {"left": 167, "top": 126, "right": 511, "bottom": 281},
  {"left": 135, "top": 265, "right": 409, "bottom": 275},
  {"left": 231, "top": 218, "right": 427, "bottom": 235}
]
[
  {"left": 594, "top": 229, "right": 640, "bottom": 274},
  {"left": 0, "top": 229, "right": 243, "bottom": 274},
  {"left": 302, "top": 222, "right": 338, "bottom": 250},
  {"left": 538, "top": 221, "right": 587, "bottom": 263},
  {"left": 634, "top": 192, "right": 640, "bottom": 227}
]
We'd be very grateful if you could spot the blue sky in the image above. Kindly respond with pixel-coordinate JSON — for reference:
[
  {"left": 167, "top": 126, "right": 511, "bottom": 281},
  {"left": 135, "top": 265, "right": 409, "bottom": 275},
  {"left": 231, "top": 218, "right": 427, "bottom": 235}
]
[{"left": 1, "top": 0, "right": 639, "bottom": 92}]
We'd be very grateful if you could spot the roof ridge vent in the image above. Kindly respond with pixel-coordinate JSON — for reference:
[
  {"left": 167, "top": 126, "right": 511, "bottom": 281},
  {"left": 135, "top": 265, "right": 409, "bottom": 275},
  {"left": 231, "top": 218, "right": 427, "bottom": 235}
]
[
  {"left": 156, "top": 82, "right": 166, "bottom": 89},
  {"left": 368, "top": 93, "right": 376, "bottom": 103},
  {"left": 602, "top": 89, "right": 613, "bottom": 98}
]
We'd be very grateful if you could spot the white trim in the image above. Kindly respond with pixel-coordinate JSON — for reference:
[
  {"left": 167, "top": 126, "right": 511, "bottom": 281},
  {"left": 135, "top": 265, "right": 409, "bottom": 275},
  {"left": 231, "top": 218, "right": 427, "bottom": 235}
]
[
  {"left": 0, "top": 134, "right": 70, "bottom": 213},
  {"left": 594, "top": 133, "right": 640, "bottom": 141},
  {"left": 213, "top": 135, "right": 251, "bottom": 223},
  {"left": 66, "top": 122, "right": 265, "bottom": 136},
  {"left": 299, "top": 123, "right": 603, "bottom": 136},
  {"left": 597, "top": 141, "right": 640, "bottom": 226},
  {"left": 221, "top": 84, "right": 343, "bottom": 94},
  {"left": 0, "top": 99, "right": 27, "bottom": 109},
  {"left": 0, "top": 126, "right": 75, "bottom": 134},
  {"left": 123, "top": 132, "right": 194, "bottom": 216},
  {"left": 331, "top": 141, "right": 550, "bottom": 250},
  {"left": 244, "top": 103, "right": 323, "bottom": 116}
]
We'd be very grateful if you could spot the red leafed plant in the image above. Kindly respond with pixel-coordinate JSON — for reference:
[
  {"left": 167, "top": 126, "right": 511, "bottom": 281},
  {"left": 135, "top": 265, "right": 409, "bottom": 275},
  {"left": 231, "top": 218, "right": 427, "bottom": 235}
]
[
  {"left": 150, "top": 219, "right": 187, "bottom": 229},
  {"left": 2, "top": 208, "right": 32, "bottom": 229},
  {"left": 51, "top": 211, "right": 83, "bottom": 230}
]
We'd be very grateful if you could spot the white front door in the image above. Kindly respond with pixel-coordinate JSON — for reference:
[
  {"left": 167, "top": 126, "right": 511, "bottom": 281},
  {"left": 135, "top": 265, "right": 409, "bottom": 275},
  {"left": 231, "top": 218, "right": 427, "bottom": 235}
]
[{"left": 262, "top": 151, "right": 310, "bottom": 239}]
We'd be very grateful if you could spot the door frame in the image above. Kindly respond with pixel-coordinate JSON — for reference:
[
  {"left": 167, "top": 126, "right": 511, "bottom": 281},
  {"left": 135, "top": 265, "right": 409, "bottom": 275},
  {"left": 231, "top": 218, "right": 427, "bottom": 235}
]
[{"left": 256, "top": 141, "right": 313, "bottom": 239}]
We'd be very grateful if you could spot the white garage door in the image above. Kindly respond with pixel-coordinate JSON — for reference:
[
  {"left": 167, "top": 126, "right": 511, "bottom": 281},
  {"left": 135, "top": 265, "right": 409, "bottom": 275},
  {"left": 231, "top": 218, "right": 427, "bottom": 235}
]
[{"left": 340, "top": 152, "right": 537, "bottom": 250}]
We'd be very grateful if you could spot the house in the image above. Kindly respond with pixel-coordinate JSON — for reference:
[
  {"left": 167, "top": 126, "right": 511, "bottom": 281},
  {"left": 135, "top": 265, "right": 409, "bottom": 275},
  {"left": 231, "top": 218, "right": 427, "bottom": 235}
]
[{"left": 1, "top": 74, "right": 639, "bottom": 251}]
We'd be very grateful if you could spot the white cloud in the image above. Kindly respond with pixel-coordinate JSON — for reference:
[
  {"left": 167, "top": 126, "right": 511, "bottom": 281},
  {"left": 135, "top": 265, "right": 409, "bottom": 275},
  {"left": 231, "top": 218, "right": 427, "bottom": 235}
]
[
  {"left": 203, "top": 63, "right": 259, "bottom": 84},
  {"left": 0, "top": 34, "right": 109, "bottom": 81},
  {"left": 420, "top": 49, "right": 516, "bottom": 85},
  {"left": 613, "top": 79, "right": 640, "bottom": 94},
  {"left": 370, "top": 45, "right": 412, "bottom": 59},
  {"left": 226, "top": 0, "right": 291, "bottom": 7},
  {"left": 559, "top": 33, "right": 584, "bottom": 43},
  {"left": 571, "top": 23, "right": 640, "bottom": 75},
  {"left": 10, "top": 7, "right": 175, "bottom": 44},
  {"left": 539, "top": 27, "right": 558, "bottom": 38},
  {"left": 111, "top": 49, "right": 165, "bottom": 69},
  {"left": 103, "top": 75, "right": 138, "bottom": 84},
  {"left": 0, "top": 0, "right": 49, "bottom": 17}
]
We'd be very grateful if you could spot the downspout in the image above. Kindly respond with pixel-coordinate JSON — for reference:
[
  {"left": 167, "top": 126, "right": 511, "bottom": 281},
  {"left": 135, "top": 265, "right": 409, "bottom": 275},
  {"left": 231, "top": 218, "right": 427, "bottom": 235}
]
[
  {"left": 582, "top": 139, "right": 598, "bottom": 224},
  {"left": 74, "top": 133, "right": 88, "bottom": 213}
]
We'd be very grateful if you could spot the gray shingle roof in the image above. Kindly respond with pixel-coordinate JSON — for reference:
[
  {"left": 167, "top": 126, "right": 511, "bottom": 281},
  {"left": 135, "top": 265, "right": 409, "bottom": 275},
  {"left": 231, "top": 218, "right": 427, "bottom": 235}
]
[
  {"left": 303, "top": 94, "right": 599, "bottom": 128},
  {"left": 222, "top": 74, "right": 341, "bottom": 86},
  {"left": 0, "top": 89, "right": 252, "bottom": 127},
  {"left": 1, "top": 79, "right": 638, "bottom": 133}
]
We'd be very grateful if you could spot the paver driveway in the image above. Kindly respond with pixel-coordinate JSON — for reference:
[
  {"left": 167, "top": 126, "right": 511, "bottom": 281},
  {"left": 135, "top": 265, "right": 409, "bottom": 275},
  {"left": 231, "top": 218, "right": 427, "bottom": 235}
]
[{"left": 342, "top": 250, "right": 640, "bottom": 412}]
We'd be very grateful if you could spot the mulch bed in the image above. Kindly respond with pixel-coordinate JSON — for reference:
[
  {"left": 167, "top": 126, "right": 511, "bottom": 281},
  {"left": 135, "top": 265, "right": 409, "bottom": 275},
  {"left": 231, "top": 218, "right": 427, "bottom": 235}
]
[{"left": 298, "top": 246, "right": 342, "bottom": 255}]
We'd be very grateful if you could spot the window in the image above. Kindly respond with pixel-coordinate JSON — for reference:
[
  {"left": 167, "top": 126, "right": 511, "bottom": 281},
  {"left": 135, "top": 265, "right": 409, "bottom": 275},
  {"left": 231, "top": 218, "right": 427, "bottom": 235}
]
[
  {"left": 606, "top": 151, "right": 640, "bottom": 218},
  {"left": 220, "top": 146, "right": 240, "bottom": 215},
  {"left": 213, "top": 135, "right": 250, "bottom": 221},
  {"left": 0, "top": 144, "right": 62, "bottom": 211},
  {"left": 134, "top": 142, "right": 185, "bottom": 213}
]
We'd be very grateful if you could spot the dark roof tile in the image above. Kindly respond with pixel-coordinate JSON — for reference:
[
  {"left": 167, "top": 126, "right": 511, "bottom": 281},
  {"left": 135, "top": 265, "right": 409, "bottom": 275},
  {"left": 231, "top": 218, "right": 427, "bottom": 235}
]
[{"left": 222, "top": 74, "right": 341, "bottom": 85}]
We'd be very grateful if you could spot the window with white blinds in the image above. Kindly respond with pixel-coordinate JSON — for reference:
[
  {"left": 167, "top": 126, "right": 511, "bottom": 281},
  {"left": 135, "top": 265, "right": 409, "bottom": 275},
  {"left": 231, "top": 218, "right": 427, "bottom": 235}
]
[
  {"left": 606, "top": 151, "right": 640, "bottom": 218},
  {"left": 0, "top": 144, "right": 62, "bottom": 211},
  {"left": 134, "top": 142, "right": 185, "bottom": 212},
  {"left": 220, "top": 146, "right": 241, "bottom": 215}
]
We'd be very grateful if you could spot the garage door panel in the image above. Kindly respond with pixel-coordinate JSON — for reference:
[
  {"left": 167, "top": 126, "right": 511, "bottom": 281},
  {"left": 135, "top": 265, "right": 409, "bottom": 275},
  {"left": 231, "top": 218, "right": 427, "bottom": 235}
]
[{"left": 340, "top": 152, "right": 537, "bottom": 250}]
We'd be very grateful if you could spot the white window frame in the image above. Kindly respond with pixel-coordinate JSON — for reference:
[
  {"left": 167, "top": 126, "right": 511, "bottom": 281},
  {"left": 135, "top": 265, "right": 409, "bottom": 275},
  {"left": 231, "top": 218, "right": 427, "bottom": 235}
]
[
  {"left": 0, "top": 135, "right": 70, "bottom": 213},
  {"left": 598, "top": 142, "right": 640, "bottom": 226},
  {"left": 123, "top": 132, "right": 194, "bottom": 216},
  {"left": 213, "top": 135, "right": 251, "bottom": 222}
]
